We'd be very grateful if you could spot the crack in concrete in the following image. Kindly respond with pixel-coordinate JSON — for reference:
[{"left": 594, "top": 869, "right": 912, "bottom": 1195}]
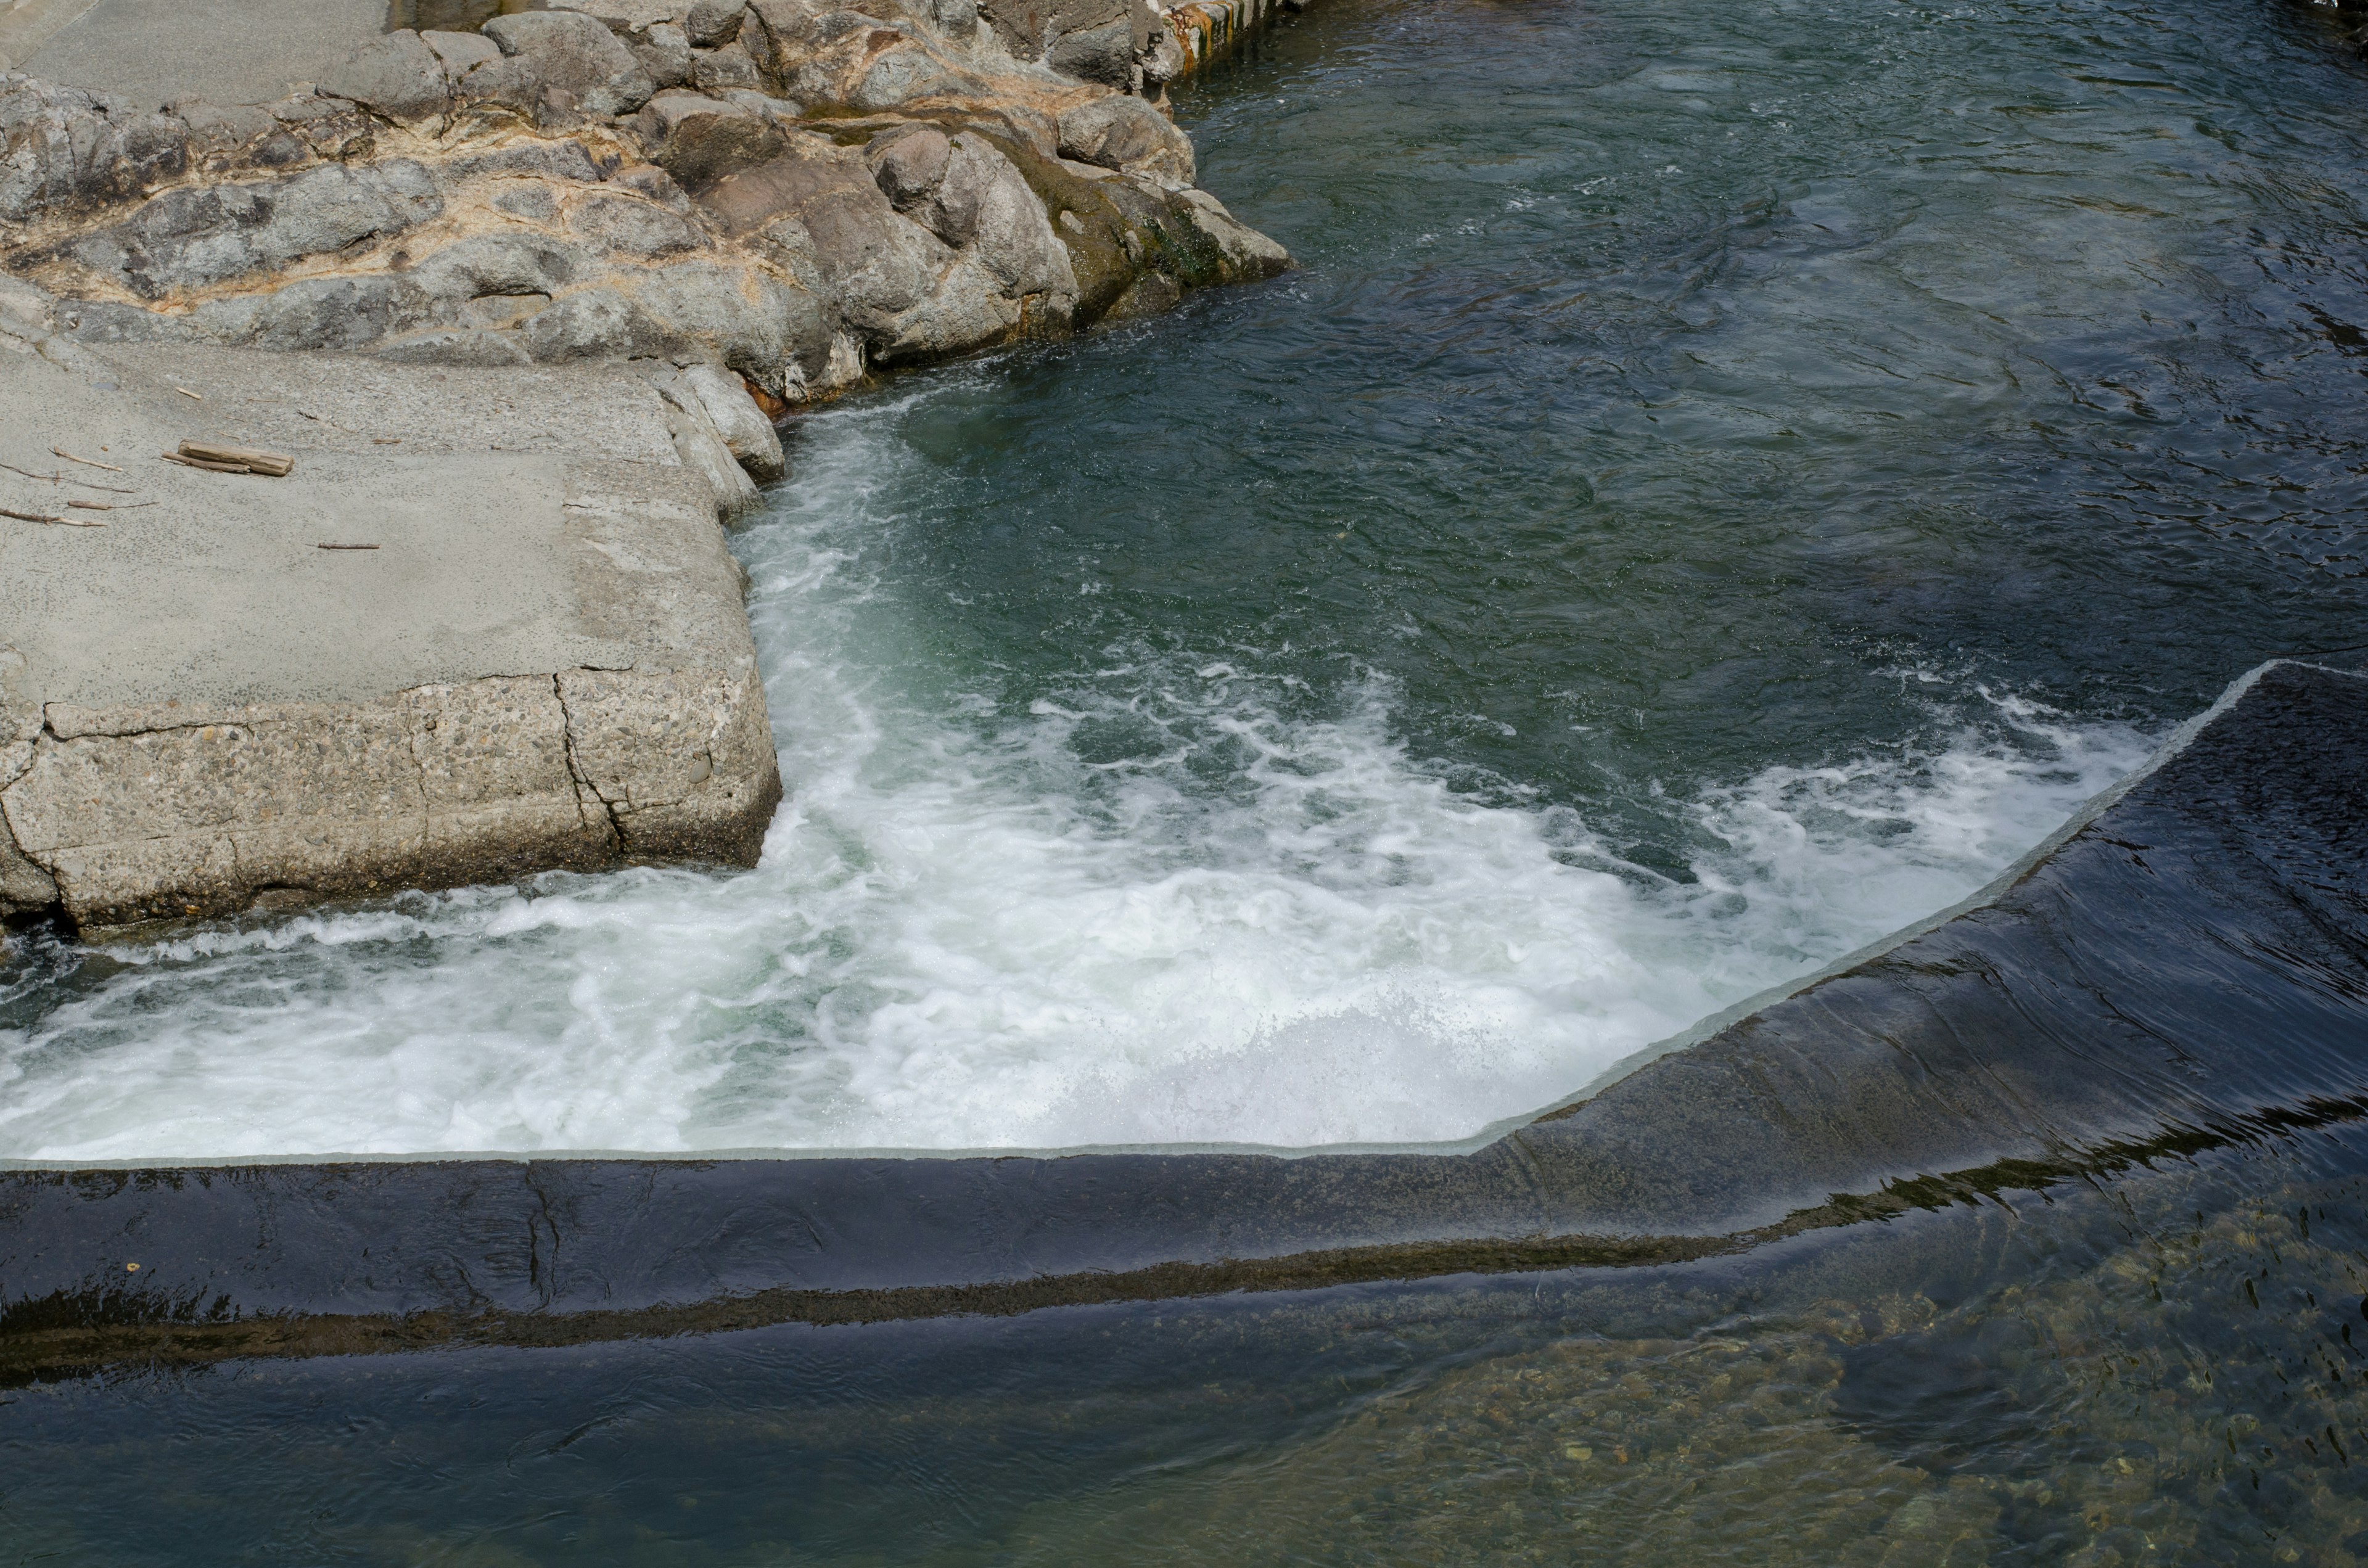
[{"left": 553, "top": 673, "right": 627, "bottom": 851}]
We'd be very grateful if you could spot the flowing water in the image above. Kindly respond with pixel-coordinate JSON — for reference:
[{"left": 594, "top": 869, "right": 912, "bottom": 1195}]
[
  {"left": 10, "top": 0, "right": 2368, "bottom": 1558},
  {"left": 24, "top": 0, "right": 2368, "bottom": 1159}
]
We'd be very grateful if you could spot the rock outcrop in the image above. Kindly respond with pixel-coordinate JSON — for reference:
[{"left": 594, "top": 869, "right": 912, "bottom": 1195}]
[{"left": 0, "top": 0, "right": 1290, "bottom": 404}]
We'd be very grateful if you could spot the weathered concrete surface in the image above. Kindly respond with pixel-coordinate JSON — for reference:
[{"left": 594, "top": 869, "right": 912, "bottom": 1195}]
[
  {"left": 0, "top": 289, "right": 781, "bottom": 930},
  {"left": 10, "top": 0, "right": 387, "bottom": 107}
]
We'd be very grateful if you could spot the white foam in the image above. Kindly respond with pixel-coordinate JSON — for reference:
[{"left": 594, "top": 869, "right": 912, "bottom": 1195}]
[{"left": 0, "top": 400, "right": 2155, "bottom": 1162}]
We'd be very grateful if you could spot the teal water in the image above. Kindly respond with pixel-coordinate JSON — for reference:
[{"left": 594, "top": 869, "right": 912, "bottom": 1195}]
[{"left": 3, "top": 0, "right": 2366, "bottom": 1157}]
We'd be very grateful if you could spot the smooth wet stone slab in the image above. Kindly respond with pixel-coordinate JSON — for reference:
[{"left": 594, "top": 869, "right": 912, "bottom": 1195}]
[
  {"left": 0, "top": 308, "right": 781, "bottom": 927},
  {"left": 3, "top": 660, "right": 2364, "bottom": 1374}
]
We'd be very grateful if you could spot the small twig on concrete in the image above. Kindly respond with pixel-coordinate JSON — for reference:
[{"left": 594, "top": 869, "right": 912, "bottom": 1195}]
[
  {"left": 162, "top": 451, "right": 250, "bottom": 474},
  {"left": 172, "top": 441, "right": 294, "bottom": 477},
  {"left": 2, "top": 506, "right": 102, "bottom": 527},
  {"left": 316, "top": 543, "right": 379, "bottom": 550},
  {"left": 67, "top": 499, "right": 154, "bottom": 511},
  {"left": 51, "top": 447, "right": 125, "bottom": 472},
  {"left": 174, "top": 386, "right": 203, "bottom": 400},
  {"left": 0, "top": 460, "right": 60, "bottom": 483}
]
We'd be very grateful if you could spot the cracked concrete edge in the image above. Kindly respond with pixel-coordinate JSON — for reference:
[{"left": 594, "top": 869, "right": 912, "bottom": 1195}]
[{"left": 0, "top": 666, "right": 783, "bottom": 929}]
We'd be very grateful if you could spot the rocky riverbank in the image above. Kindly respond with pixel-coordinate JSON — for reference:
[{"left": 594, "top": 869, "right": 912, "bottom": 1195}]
[{"left": 0, "top": 0, "right": 1296, "bottom": 933}]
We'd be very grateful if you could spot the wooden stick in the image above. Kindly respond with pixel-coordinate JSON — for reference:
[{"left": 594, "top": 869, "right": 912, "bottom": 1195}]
[
  {"left": 175, "top": 386, "right": 203, "bottom": 400},
  {"left": 162, "top": 451, "right": 251, "bottom": 474},
  {"left": 177, "top": 440, "right": 293, "bottom": 477},
  {"left": 51, "top": 447, "right": 124, "bottom": 472},
  {"left": 2, "top": 507, "right": 101, "bottom": 526},
  {"left": 67, "top": 499, "right": 155, "bottom": 511},
  {"left": 316, "top": 543, "right": 379, "bottom": 550},
  {"left": 0, "top": 460, "right": 60, "bottom": 482},
  {"left": 68, "top": 478, "right": 139, "bottom": 494}
]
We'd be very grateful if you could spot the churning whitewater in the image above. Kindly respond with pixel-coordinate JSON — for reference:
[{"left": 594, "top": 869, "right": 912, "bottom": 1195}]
[{"left": 0, "top": 384, "right": 2148, "bottom": 1162}]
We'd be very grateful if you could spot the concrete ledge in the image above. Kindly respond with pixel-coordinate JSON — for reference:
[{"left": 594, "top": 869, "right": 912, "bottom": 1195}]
[{"left": 0, "top": 291, "right": 782, "bottom": 930}]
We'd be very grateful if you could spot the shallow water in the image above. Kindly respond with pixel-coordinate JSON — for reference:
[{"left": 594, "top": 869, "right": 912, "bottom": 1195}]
[{"left": 7, "top": 0, "right": 2368, "bottom": 1157}]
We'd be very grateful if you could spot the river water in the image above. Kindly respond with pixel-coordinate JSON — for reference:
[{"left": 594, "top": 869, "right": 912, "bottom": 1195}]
[
  {"left": 11, "top": 0, "right": 2368, "bottom": 1559},
  {"left": 5, "top": 0, "right": 2368, "bottom": 1162}
]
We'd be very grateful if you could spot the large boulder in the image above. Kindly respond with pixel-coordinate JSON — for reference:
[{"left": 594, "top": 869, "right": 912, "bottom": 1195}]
[
  {"left": 742, "top": 1, "right": 990, "bottom": 112},
  {"left": 1046, "top": 20, "right": 1132, "bottom": 88},
  {"left": 62, "top": 160, "right": 442, "bottom": 300},
  {"left": 482, "top": 12, "right": 659, "bottom": 117},
  {"left": 1056, "top": 92, "right": 1194, "bottom": 184},
  {"left": 633, "top": 89, "right": 791, "bottom": 191},
  {"left": 870, "top": 126, "right": 1075, "bottom": 303},
  {"left": 0, "top": 76, "right": 190, "bottom": 225},
  {"left": 686, "top": 0, "right": 752, "bottom": 46},
  {"left": 678, "top": 359, "right": 786, "bottom": 481},
  {"left": 318, "top": 31, "right": 451, "bottom": 123}
]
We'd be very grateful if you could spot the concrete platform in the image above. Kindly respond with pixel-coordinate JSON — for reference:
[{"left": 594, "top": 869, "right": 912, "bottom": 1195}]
[
  {"left": 0, "top": 287, "right": 781, "bottom": 930},
  {"left": 3, "top": 0, "right": 387, "bottom": 108}
]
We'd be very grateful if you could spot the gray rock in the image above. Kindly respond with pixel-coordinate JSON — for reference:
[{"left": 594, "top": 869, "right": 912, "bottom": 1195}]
[
  {"left": 1172, "top": 184, "right": 1289, "bottom": 274},
  {"left": 565, "top": 189, "right": 706, "bottom": 257},
  {"left": 631, "top": 257, "right": 830, "bottom": 375},
  {"left": 845, "top": 42, "right": 984, "bottom": 111},
  {"left": 976, "top": 0, "right": 1122, "bottom": 59},
  {"left": 679, "top": 358, "right": 785, "bottom": 480},
  {"left": 319, "top": 30, "right": 451, "bottom": 123},
  {"left": 867, "top": 123, "right": 950, "bottom": 210},
  {"left": 931, "top": 0, "right": 979, "bottom": 39},
  {"left": 408, "top": 232, "right": 590, "bottom": 304},
  {"left": 706, "top": 148, "right": 942, "bottom": 324},
  {"left": 1056, "top": 92, "right": 1194, "bottom": 183},
  {"left": 0, "top": 78, "right": 189, "bottom": 223},
  {"left": 493, "top": 183, "right": 561, "bottom": 222},
  {"left": 521, "top": 285, "right": 672, "bottom": 360},
  {"left": 184, "top": 274, "right": 434, "bottom": 351},
  {"left": 899, "top": 131, "right": 1077, "bottom": 302},
  {"left": 442, "top": 139, "right": 607, "bottom": 184},
  {"left": 612, "top": 160, "right": 696, "bottom": 211},
  {"left": 692, "top": 41, "right": 764, "bottom": 91},
  {"left": 422, "top": 29, "right": 504, "bottom": 81},
  {"left": 1046, "top": 19, "right": 1132, "bottom": 88},
  {"left": 483, "top": 11, "right": 659, "bottom": 117},
  {"left": 654, "top": 374, "right": 763, "bottom": 514},
  {"left": 67, "top": 159, "right": 442, "bottom": 300},
  {"left": 633, "top": 88, "right": 789, "bottom": 191},
  {"left": 633, "top": 22, "right": 696, "bottom": 88},
  {"left": 171, "top": 98, "right": 281, "bottom": 161},
  {"left": 549, "top": 0, "right": 686, "bottom": 33},
  {"left": 685, "top": 0, "right": 750, "bottom": 47},
  {"left": 376, "top": 327, "right": 535, "bottom": 366}
]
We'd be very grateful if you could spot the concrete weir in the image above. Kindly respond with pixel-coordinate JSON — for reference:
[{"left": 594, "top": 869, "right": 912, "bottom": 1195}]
[{"left": 5, "top": 660, "right": 2367, "bottom": 1379}]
